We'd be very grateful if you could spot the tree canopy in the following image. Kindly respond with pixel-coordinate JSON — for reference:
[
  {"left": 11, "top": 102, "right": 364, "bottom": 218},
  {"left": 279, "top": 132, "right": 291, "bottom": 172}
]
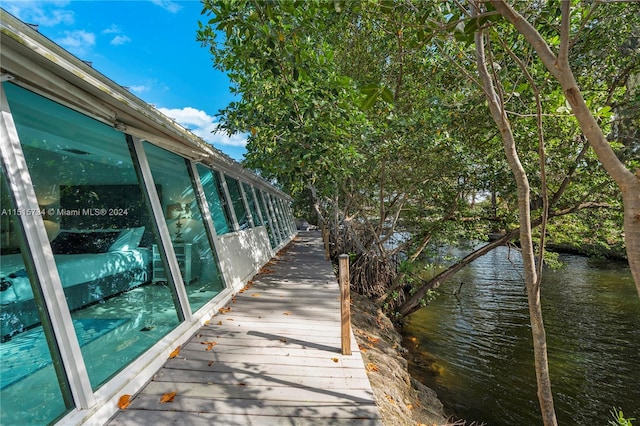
[
  {"left": 198, "top": 2, "right": 639, "bottom": 423},
  {"left": 198, "top": 0, "right": 637, "bottom": 303}
]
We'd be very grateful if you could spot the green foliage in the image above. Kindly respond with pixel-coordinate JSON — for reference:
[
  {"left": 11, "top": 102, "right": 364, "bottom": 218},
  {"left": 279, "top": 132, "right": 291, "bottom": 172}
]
[
  {"left": 609, "top": 407, "right": 635, "bottom": 426},
  {"left": 198, "top": 0, "right": 637, "bottom": 305}
]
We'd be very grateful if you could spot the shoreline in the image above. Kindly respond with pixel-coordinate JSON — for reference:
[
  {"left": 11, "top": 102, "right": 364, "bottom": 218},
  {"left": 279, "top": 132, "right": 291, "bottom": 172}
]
[{"left": 350, "top": 292, "right": 453, "bottom": 425}]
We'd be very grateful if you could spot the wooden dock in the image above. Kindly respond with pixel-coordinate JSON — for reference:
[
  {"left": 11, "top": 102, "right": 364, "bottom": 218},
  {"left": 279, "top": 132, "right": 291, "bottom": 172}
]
[{"left": 107, "top": 232, "right": 383, "bottom": 425}]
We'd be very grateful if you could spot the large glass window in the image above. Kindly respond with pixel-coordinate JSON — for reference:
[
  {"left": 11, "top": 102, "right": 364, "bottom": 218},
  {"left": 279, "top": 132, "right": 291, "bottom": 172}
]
[
  {"left": 3, "top": 83, "right": 182, "bottom": 393},
  {"left": 195, "top": 164, "right": 233, "bottom": 235},
  {"left": 0, "top": 170, "right": 72, "bottom": 425},
  {"left": 256, "top": 189, "right": 276, "bottom": 248},
  {"left": 271, "top": 194, "right": 287, "bottom": 240},
  {"left": 143, "top": 143, "right": 225, "bottom": 312},
  {"left": 224, "top": 175, "right": 250, "bottom": 230},
  {"left": 242, "top": 182, "right": 262, "bottom": 227}
]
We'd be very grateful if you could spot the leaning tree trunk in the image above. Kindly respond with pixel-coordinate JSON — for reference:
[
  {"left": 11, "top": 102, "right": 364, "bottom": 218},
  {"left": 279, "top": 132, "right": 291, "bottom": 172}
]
[
  {"left": 474, "top": 23, "right": 558, "bottom": 426},
  {"left": 491, "top": 0, "right": 640, "bottom": 297}
]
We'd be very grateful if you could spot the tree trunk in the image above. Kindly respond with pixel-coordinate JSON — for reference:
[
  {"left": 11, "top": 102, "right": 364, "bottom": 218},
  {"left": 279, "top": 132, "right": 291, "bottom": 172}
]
[
  {"left": 491, "top": 0, "right": 640, "bottom": 297},
  {"left": 473, "top": 20, "right": 558, "bottom": 426}
]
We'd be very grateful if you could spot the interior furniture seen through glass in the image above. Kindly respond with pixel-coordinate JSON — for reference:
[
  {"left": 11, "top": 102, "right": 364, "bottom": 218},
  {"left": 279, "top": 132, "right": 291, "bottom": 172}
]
[
  {"left": 143, "top": 143, "right": 225, "bottom": 312},
  {"left": 3, "top": 82, "right": 182, "bottom": 394}
]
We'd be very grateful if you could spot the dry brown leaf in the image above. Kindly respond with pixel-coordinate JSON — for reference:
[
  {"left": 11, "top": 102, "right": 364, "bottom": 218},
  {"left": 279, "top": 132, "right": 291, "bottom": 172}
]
[
  {"left": 385, "top": 394, "right": 396, "bottom": 405},
  {"left": 200, "top": 341, "right": 217, "bottom": 351},
  {"left": 331, "top": 358, "right": 339, "bottom": 363},
  {"left": 168, "top": 346, "right": 181, "bottom": 359},
  {"left": 251, "top": 293, "right": 260, "bottom": 297},
  {"left": 117, "top": 394, "right": 131, "bottom": 410},
  {"left": 159, "top": 391, "right": 177, "bottom": 404},
  {"left": 282, "top": 311, "right": 291, "bottom": 316},
  {"left": 217, "top": 320, "right": 223, "bottom": 325},
  {"left": 208, "top": 361, "right": 215, "bottom": 367},
  {"left": 366, "top": 336, "right": 380, "bottom": 344},
  {"left": 366, "top": 363, "right": 379, "bottom": 372},
  {"left": 219, "top": 307, "right": 232, "bottom": 314}
]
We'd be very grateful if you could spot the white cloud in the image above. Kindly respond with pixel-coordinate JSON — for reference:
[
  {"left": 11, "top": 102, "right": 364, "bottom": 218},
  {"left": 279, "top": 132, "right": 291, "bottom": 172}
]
[
  {"left": 3, "top": 1, "right": 74, "bottom": 27},
  {"left": 158, "top": 107, "right": 247, "bottom": 148},
  {"left": 129, "top": 85, "right": 151, "bottom": 94},
  {"left": 101, "top": 24, "right": 131, "bottom": 45},
  {"left": 102, "top": 24, "right": 121, "bottom": 34},
  {"left": 110, "top": 35, "right": 131, "bottom": 46},
  {"left": 56, "top": 30, "right": 95, "bottom": 55},
  {"left": 150, "top": 0, "right": 182, "bottom": 13}
]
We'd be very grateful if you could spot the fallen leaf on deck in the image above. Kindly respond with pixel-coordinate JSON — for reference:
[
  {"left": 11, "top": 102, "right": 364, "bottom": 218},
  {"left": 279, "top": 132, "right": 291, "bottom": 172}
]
[
  {"left": 251, "top": 293, "right": 260, "bottom": 297},
  {"left": 117, "top": 394, "right": 131, "bottom": 410},
  {"left": 282, "top": 311, "right": 291, "bottom": 315},
  {"left": 217, "top": 320, "right": 223, "bottom": 325},
  {"left": 331, "top": 358, "right": 339, "bottom": 363},
  {"left": 200, "top": 341, "right": 217, "bottom": 351},
  {"left": 159, "top": 391, "right": 177, "bottom": 403},
  {"left": 208, "top": 361, "right": 215, "bottom": 367},
  {"left": 168, "top": 346, "right": 181, "bottom": 359}
]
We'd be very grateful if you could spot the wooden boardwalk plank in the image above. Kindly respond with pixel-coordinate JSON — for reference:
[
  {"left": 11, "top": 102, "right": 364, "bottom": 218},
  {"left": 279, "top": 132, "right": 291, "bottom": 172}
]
[{"left": 106, "top": 233, "right": 382, "bottom": 425}]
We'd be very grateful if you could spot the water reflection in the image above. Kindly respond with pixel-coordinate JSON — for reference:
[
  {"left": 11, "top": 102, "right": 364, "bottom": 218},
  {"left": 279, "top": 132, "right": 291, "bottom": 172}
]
[{"left": 402, "top": 247, "right": 640, "bottom": 425}]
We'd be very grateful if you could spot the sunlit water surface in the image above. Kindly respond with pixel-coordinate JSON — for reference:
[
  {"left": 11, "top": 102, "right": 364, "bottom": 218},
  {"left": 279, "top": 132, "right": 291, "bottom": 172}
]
[{"left": 402, "top": 246, "right": 640, "bottom": 425}]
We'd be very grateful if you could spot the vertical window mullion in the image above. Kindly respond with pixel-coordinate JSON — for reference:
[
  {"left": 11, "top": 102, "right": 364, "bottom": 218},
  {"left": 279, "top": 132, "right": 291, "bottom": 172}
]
[
  {"left": 219, "top": 172, "right": 239, "bottom": 231},
  {"left": 186, "top": 161, "right": 228, "bottom": 292},
  {"left": 127, "top": 136, "right": 191, "bottom": 322},
  {"left": 0, "top": 84, "right": 95, "bottom": 409},
  {"left": 251, "top": 187, "right": 265, "bottom": 226},
  {"left": 238, "top": 181, "right": 254, "bottom": 228},
  {"left": 266, "top": 193, "right": 282, "bottom": 245}
]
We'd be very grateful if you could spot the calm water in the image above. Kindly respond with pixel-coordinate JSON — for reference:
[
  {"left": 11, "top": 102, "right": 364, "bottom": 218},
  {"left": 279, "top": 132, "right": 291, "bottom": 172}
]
[{"left": 402, "top": 246, "right": 640, "bottom": 425}]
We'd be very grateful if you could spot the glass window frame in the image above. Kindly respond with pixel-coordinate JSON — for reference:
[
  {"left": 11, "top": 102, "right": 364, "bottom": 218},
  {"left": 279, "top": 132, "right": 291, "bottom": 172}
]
[
  {"left": 195, "top": 164, "right": 234, "bottom": 236},
  {"left": 0, "top": 82, "right": 95, "bottom": 412}
]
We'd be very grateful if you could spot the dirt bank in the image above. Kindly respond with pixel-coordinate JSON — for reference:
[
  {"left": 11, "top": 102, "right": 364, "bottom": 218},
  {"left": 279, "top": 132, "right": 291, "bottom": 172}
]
[{"left": 350, "top": 292, "right": 451, "bottom": 425}]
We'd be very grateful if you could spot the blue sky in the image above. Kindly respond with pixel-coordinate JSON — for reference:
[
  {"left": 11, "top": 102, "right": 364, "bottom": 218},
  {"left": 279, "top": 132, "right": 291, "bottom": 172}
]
[{"left": 2, "top": 0, "right": 248, "bottom": 160}]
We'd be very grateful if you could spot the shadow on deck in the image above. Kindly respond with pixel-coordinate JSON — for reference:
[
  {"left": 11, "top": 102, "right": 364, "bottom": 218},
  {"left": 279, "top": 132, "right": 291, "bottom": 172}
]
[{"left": 106, "top": 231, "right": 383, "bottom": 425}]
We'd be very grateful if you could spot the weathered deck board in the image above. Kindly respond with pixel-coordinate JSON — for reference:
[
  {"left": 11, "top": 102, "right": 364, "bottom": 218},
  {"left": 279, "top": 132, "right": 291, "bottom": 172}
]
[{"left": 106, "top": 232, "right": 382, "bottom": 425}]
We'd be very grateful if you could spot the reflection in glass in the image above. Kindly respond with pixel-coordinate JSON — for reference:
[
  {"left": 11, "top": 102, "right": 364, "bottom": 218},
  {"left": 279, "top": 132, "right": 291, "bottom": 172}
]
[
  {"left": 0, "top": 169, "right": 72, "bottom": 425},
  {"left": 144, "top": 143, "right": 225, "bottom": 312},
  {"left": 196, "top": 164, "right": 233, "bottom": 235},
  {"left": 271, "top": 194, "right": 287, "bottom": 240},
  {"left": 4, "top": 82, "right": 181, "bottom": 391},
  {"left": 256, "top": 190, "right": 276, "bottom": 248},
  {"left": 242, "top": 182, "right": 262, "bottom": 227},
  {"left": 225, "top": 175, "right": 250, "bottom": 230}
]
